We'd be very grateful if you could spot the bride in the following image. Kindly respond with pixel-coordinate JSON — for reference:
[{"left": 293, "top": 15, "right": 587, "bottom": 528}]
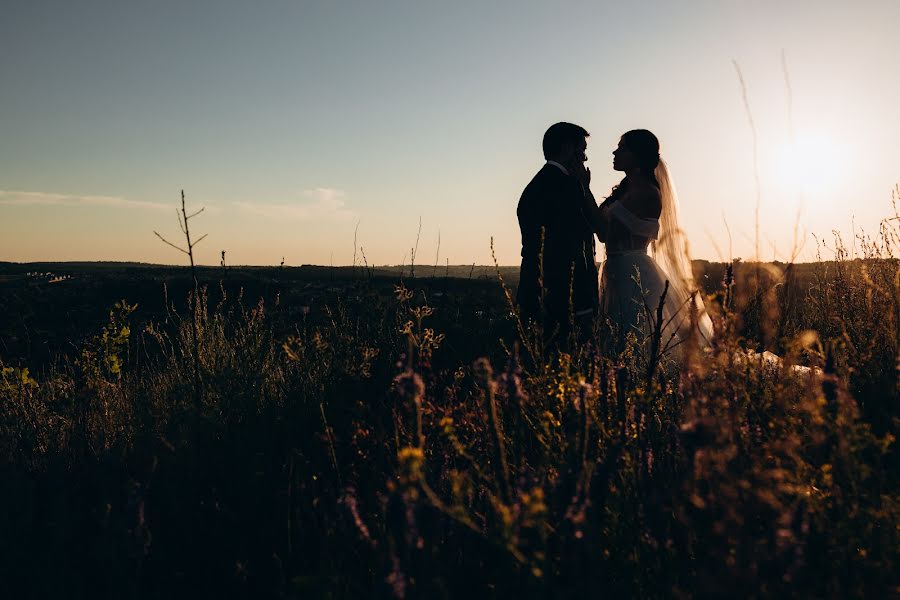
[{"left": 576, "top": 129, "right": 714, "bottom": 359}]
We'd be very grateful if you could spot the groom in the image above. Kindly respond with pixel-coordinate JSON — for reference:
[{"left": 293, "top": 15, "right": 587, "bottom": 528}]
[{"left": 516, "top": 122, "right": 598, "bottom": 340}]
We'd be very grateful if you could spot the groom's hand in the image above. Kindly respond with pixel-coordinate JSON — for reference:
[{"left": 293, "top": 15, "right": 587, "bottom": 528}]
[{"left": 571, "top": 162, "right": 591, "bottom": 189}]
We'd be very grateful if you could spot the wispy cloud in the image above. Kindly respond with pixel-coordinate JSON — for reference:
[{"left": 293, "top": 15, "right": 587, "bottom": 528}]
[
  {"left": 234, "top": 188, "right": 355, "bottom": 221},
  {"left": 0, "top": 190, "right": 170, "bottom": 211}
]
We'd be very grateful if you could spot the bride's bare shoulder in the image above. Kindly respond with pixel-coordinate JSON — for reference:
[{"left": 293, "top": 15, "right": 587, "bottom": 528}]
[{"left": 621, "top": 180, "right": 662, "bottom": 219}]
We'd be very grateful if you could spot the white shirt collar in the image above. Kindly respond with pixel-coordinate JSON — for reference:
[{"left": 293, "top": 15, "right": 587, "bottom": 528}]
[{"left": 546, "top": 160, "right": 569, "bottom": 176}]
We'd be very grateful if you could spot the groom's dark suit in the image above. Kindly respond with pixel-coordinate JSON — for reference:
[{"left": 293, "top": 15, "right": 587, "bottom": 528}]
[{"left": 516, "top": 163, "right": 598, "bottom": 331}]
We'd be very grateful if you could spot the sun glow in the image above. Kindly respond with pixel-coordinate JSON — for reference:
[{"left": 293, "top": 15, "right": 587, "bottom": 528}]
[{"left": 772, "top": 133, "right": 847, "bottom": 197}]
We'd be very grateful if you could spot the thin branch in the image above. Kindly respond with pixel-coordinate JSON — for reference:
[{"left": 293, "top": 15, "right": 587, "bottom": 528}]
[
  {"left": 353, "top": 220, "right": 360, "bottom": 273},
  {"left": 722, "top": 213, "right": 734, "bottom": 261},
  {"left": 410, "top": 216, "right": 422, "bottom": 278},
  {"left": 154, "top": 231, "right": 189, "bottom": 254},
  {"left": 155, "top": 189, "right": 207, "bottom": 410},
  {"left": 432, "top": 228, "right": 441, "bottom": 278},
  {"left": 732, "top": 59, "right": 761, "bottom": 263},
  {"left": 177, "top": 209, "right": 187, "bottom": 235},
  {"left": 780, "top": 49, "right": 795, "bottom": 143}
]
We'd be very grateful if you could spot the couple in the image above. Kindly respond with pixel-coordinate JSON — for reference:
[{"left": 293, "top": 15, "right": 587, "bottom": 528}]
[{"left": 516, "top": 122, "right": 714, "bottom": 354}]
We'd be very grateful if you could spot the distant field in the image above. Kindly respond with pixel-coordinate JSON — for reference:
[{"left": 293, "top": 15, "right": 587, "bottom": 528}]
[{"left": 0, "top": 258, "right": 873, "bottom": 368}]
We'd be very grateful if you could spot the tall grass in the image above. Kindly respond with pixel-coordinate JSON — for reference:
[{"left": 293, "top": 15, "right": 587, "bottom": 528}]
[{"left": 1, "top": 203, "right": 898, "bottom": 598}]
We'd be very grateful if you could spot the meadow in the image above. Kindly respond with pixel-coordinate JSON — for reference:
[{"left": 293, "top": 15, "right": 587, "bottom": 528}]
[{"left": 1, "top": 209, "right": 898, "bottom": 598}]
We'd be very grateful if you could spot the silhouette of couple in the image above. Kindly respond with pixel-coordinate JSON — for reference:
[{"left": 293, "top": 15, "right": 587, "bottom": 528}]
[{"left": 516, "top": 123, "right": 713, "bottom": 351}]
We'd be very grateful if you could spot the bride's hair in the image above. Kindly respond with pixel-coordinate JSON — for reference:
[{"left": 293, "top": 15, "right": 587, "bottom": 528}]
[
  {"left": 604, "top": 129, "right": 662, "bottom": 202},
  {"left": 620, "top": 129, "right": 661, "bottom": 176}
]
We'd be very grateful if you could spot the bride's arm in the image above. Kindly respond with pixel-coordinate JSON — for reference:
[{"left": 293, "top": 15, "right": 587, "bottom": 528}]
[
  {"left": 580, "top": 187, "right": 612, "bottom": 242},
  {"left": 620, "top": 184, "right": 662, "bottom": 220},
  {"left": 572, "top": 164, "right": 612, "bottom": 241}
]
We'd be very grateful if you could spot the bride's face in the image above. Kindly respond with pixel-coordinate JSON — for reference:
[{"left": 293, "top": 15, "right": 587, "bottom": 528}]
[{"left": 612, "top": 140, "right": 636, "bottom": 172}]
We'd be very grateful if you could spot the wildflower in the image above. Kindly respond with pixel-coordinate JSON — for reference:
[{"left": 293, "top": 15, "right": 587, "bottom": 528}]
[
  {"left": 394, "top": 284, "right": 413, "bottom": 302},
  {"left": 385, "top": 554, "right": 407, "bottom": 599},
  {"left": 472, "top": 357, "right": 494, "bottom": 386},
  {"left": 520, "top": 487, "right": 548, "bottom": 527},
  {"left": 393, "top": 370, "right": 425, "bottom": 407},
  {"left": 397, "top": 447, "right": 425, "bottom": 485},
  {"left": 341, "top": 487, "right": 375, "bottom": 547},
  {"left": 492, "top": 498, "right": 515, "bottom": 532}
]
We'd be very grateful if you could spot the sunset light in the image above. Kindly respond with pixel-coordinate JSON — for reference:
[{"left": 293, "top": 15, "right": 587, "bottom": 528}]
[{"left": 772, "top": 133, "right": 847, "bottom": 197}]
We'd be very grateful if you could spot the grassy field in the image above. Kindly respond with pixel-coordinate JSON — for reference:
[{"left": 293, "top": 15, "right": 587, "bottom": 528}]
[{"left": 1, "top": 225, "right": 898, "bottom": 597}]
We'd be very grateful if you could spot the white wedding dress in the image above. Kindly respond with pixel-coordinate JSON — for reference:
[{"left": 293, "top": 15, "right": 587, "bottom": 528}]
[{"left": 599, "top": 160, "right": 714, "bottom": 359}]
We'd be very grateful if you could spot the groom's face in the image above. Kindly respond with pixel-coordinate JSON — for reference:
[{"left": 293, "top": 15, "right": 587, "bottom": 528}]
[{"left": 562, "top": 138, "right": 588, "bottom": 169}]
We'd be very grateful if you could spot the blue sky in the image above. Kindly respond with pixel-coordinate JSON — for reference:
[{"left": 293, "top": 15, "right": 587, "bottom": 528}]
[{"left": 2, "top": 0, "right": 898, "bottom": 265}]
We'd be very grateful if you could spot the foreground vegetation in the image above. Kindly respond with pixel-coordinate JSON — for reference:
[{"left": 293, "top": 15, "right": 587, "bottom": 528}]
[{"left": 2, "top": 211, "right": 899, "bottom": 598}]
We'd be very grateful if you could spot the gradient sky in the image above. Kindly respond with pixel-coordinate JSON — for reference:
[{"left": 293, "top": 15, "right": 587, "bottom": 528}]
[{"left": 2, "top": 0, "right": 898, "bottom": 266}]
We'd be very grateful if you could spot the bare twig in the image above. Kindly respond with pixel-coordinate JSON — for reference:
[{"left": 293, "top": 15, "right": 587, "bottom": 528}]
[
  {"left": 647, "top": 280, "right": 670, "bottom": 384},
  {"left": 352, "top": 220, "right": 360, "bottom": 277},
  {"left": 780, "top": 49, "right": 795, "bottom": 143},
  {"left": 432, "top": 228, "right": 441, "bottom": 278},
  {"left": 154, "top": 189, "right": 207, "bottom": 408},
  {"left": 410, "top": 216, "right": 422, "bottom": 278},
  {"left": 154, "top": 231, "right": 188, "bottom": 255},
  {"left": 732, "top": 61, "right": 761, "bottom": 263}
]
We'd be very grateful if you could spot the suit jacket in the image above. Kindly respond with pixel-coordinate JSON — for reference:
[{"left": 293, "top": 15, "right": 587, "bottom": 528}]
[{"left": 516, "top": 164, "right": 599, "bottom": 323}]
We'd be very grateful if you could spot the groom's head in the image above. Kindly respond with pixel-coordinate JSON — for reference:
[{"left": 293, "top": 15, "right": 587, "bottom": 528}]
[{"left": 543, "top": 122, "right": 589, "bottom": 167}]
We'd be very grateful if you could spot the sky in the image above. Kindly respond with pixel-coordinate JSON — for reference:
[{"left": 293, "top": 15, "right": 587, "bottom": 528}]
[{"left": 1, "top": 0, "right": 898, "bottom": 266}]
